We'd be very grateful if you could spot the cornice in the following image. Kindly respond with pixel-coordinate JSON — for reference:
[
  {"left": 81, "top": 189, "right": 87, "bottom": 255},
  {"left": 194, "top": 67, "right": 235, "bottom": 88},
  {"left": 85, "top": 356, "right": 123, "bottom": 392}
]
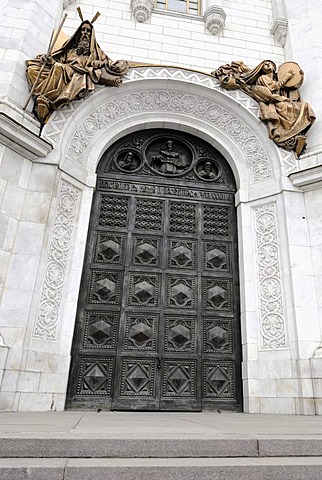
[
  {"left": 0, "top": 100, "right": 52, "bottom": 160},
  {"left": 289, "top": 164, "right": 322, "bottom": 191}
]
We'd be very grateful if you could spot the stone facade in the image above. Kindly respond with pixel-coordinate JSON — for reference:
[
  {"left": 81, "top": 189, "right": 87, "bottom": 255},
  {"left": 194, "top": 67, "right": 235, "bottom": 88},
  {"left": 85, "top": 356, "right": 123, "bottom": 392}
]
[{"left": 0, "top": 0, "right": 322, "bottom": 414}]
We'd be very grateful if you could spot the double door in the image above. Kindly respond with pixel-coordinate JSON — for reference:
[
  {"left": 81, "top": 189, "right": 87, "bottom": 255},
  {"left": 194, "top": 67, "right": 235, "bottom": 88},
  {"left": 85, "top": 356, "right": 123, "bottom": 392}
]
[{"left": 67, "top": 187, "right": 241, "bottom": 411}]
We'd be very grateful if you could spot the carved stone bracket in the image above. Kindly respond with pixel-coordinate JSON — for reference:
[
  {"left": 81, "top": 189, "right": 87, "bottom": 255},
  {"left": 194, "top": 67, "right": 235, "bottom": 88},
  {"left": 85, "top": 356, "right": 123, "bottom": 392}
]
[
  {"left": 131, "top": 0, "right": 154, "bottom": 23},
  {"left": 271, "top": 18, "right": 288, "bottom": 47},
  {"left": 254, "top": 203, "right": 287, "bottom": 349},
  {"left": 204, "top": 6, "right": 226, "bottom": 36}
]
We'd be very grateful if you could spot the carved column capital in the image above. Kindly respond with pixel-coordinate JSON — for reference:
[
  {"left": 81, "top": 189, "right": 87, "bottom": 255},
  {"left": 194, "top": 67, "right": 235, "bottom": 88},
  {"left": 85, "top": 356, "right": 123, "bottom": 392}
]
[
  {"left": 271, "top": 18, "right": 288, "bottom": 47},
  {"left": 131, "top": 0, "right": 154, "bottom": 23},
  {"left": 204, "top": 5, "right": 226, "bottom": 36}
]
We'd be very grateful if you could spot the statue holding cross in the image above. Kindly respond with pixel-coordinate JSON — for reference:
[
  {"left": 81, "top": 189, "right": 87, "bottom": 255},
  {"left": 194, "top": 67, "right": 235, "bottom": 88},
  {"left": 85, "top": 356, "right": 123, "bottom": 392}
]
[{"left": 25, "top": 9, "right": 129, "bottom": 124}]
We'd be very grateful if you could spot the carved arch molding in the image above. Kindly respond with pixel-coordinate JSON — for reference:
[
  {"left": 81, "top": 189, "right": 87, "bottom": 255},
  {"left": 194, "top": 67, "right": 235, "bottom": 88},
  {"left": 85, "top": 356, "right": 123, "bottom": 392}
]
[
  {"left": 66, "top": 128, "right": 242, "bottom": 412},
  {"left": 43, "top": 67, "right": 296, "bottom": 181}
]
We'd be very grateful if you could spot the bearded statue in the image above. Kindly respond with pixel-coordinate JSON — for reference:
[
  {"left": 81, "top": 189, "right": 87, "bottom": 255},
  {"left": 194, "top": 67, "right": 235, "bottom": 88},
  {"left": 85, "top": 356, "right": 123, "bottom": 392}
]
[{"left": 26, "top": 19, "right": 129, "bottom": 124}]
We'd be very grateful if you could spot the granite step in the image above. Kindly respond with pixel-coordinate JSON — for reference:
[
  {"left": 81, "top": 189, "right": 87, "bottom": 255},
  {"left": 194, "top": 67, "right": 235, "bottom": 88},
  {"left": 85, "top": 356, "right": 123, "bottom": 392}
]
[
  {"left": 1, "top": 436, "right": 322, "bottom": 458},
  {"left": 1, "top": 457, "right": 322, "bottom": 480},
  {"left": 1, "top": 412, "right": 322, "bottom": 479}
]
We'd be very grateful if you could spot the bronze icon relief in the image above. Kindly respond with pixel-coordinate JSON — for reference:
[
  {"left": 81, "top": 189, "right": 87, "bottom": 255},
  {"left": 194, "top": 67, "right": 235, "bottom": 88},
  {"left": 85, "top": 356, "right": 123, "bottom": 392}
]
[
  {"left": 146, "top": 138, "right": 193, "bottom": 176},
  {"left": 104, "top": 132, "right": 227, "bottom": 183},
  {"left": 195, "top": 159, "right": 222, "bottom": 182},
  {"left": 213, "top": 59, "right": 316, "bottom": 156},
  {"left": 115, "top": 151, "right": 142, "bottom": 173}
]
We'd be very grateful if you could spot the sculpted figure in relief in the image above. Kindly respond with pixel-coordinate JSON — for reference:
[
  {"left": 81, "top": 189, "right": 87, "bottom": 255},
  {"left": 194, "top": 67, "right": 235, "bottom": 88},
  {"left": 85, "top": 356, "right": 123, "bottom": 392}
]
[
  {"left": 26, "top": 18, "right": 129, "bottom": 124},
  {"left": 213, "top": 60, "right": 315, "bottom": 156},
  {"left": 152, "top": 140, "right": 184, "bottom": 174},
  {"left": 198, "top": 161, "right": 217, "bottom": 180},
  {"left": 117, "top": 152, "right": 138, "bottom": 171}
]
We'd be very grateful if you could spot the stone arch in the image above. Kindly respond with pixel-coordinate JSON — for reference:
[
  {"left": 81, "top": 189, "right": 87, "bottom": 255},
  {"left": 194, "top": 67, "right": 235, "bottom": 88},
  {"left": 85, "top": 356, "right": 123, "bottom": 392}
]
[{"left": 44, "top": 67, "right": 295, "bottom": 191}]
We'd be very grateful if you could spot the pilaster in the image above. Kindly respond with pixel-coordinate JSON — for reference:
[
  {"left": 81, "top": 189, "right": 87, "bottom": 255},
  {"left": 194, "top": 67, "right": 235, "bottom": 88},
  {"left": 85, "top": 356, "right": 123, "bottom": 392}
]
[{"left": 283, "top": 0, "right": 322, "bottom": 154}]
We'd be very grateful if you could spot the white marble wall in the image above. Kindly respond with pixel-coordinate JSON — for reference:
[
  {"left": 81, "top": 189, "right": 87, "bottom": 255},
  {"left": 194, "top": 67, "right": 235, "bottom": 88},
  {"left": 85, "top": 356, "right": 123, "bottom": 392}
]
[
  {"left": 0, "top": 0, "right": 63, "bottom": 107},
  {"left": 62, "top": 0, "right": 285, "bottom": 71},
  {"left": 0, "top": 0, "right": 322, "bottom": 414},
  {"left": 284, "top": 0, "right": 322, "bottom": 168}
]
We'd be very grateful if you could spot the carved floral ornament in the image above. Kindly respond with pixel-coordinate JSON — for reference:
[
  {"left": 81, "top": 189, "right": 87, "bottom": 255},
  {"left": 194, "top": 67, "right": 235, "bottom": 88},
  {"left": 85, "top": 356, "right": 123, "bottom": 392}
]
[
  {"left": 33, "top": 180, "right": 80, "bottom": 341},
  {"left": 270, "top": 18, "right": 288, "bottom": 47},
  {"left": 254, "top": 203, "right": 287, "bottom": 349},
  {"left": 43, "top": 66, "right": 298, "bottom": 180},
  {"left": 46, "top": 86, "right": 274, "bottom": 183},
  {"left": 204, "top": 6, "right": 226, "bottom": 36},
  {"left": 131, "top": 0, "right": 154, "bottom": 23}
]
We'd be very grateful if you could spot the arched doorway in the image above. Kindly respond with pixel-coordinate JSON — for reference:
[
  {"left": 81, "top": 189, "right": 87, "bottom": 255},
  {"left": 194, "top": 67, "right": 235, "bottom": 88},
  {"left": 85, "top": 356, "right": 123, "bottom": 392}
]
[{"left": 66, "top": 128, "right": 242, "bottom": 411}]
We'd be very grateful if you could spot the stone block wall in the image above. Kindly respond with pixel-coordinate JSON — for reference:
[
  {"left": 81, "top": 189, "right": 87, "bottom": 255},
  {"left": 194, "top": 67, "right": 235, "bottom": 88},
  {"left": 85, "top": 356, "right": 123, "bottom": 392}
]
[
  {"left": 0, "top": 142, "right": 58, "bottom": 410},
  {"left": 284, "top": 0, "right": 322, "bottom": 152},
  {"left": 305, "top": 189, "right": 322, "bottom": 352},
  {"left": 0, "top": 0, "right": 63, "bottom": 107},
  {"left": 62, "top": 0, "right": 285, "bottom": 72}
]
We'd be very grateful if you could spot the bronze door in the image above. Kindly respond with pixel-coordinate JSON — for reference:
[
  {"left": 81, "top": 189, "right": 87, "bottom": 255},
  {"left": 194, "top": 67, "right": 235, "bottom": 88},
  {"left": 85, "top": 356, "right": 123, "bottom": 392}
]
[{"left": 66, "top": 130, "right": 242, "bottom": 412}]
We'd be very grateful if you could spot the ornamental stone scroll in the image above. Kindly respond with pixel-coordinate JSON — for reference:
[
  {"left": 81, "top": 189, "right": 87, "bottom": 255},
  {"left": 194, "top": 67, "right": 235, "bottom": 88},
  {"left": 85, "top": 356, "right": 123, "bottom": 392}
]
[
  {"left": 33, "top": 179, "right": 80, "bottom": 341},
  {"left": 61, "top": 89, "right": 272, "bottom": 183}
]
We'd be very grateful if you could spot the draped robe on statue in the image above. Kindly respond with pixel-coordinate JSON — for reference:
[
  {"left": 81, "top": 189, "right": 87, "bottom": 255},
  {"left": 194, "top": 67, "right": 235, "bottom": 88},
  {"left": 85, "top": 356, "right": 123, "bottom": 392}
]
[
  {"left": 213, "top": 60, "right": 315, "bottom": 155},
  {"left": 242, "top": 62, "right": 315, "bottom": 149},
  {"left": 26, "top": 21, "right": 129, "bottom": 123}
]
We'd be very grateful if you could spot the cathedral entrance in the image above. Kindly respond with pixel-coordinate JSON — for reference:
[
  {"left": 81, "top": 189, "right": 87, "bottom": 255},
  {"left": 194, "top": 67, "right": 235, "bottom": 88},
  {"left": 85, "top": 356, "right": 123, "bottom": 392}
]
[{"left": 66, "top": 129, "right": 242, "bottom": 411}]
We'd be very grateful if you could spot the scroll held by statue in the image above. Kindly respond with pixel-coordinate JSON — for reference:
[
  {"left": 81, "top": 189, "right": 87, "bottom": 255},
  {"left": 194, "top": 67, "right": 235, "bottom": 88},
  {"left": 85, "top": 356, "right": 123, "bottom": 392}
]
[
  {"left": 26, "top": 16, "right": 129, "bottom": 125},
  {"left": 213, "top": 60, "right": 315, "bottom": 157}
]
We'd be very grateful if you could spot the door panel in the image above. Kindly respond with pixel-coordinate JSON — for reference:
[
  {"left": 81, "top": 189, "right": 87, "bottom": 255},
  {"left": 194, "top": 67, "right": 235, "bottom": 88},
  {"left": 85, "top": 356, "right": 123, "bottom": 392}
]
[{"left": 66, "top": 129, "right": 242, "bottom": 412}]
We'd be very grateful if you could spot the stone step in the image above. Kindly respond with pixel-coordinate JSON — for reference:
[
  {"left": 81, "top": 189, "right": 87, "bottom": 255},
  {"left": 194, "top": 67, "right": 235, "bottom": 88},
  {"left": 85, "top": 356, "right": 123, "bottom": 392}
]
[
  {"left": 1, "top": 436, "right": 322, "bottom": 458},
  {"left": 1, "top": 457, "right": 322, "bottom": 480}
]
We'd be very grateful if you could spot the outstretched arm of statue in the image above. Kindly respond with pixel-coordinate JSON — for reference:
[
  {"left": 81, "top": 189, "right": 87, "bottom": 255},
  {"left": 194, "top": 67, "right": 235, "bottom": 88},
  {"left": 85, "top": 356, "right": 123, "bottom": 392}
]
[{"left": 92, "top": 59, "right": 108, "bottom": 69}]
